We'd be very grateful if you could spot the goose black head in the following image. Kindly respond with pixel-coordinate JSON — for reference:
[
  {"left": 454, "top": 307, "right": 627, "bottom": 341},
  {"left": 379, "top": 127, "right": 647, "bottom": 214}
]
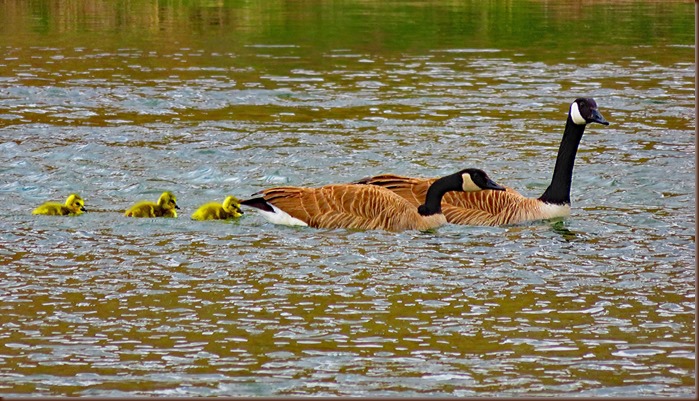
[
  {"left": 460, "top": 168, "right": 506, "bottom": 192},
  {"left": 570, "top": 98, "right": 609, "bottom": 126},
  {"left": 417, "top": 168, "right": 506, "bottom": 217}
]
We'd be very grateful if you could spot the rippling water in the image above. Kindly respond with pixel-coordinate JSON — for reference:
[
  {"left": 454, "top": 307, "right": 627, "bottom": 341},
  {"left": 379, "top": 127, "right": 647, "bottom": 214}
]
[{"left": 0, "top": 0, "right": 695, "bottom": 397}]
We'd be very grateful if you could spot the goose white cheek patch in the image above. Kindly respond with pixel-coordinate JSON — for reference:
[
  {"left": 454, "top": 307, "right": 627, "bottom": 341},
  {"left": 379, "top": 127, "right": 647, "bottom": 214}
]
[
  {"left": 570, "top": 102, "right": 587, "bottom": 125},
  {"left": 461, "top": 174, "right": 479, "bottom": 192}
]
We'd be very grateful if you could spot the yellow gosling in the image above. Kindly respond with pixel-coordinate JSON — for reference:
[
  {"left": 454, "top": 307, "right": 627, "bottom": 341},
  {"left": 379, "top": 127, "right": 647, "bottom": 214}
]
[
  {"left": 191, "top": 195, "right": 243, "bottom": 221},
  {"left": 32, "top": 193, "right": 87, "bottom": 216},
  {"left": 124, "top": 191, "right": 179, "bottom": 218}
]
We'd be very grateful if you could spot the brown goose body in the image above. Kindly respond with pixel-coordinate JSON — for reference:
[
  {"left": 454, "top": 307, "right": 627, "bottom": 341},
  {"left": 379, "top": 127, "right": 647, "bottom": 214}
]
[
  {"left": 241, "top": 169, "right": 505, "bottom": 232},
  {"left": 356, "top": 98, "right": 609, "bottom": 227},
  {"left": 248, "top": 184, "right": 446, "bottom": 231},
  {"left": 354, "top": 174, "right": 564, "bottom": 226}
]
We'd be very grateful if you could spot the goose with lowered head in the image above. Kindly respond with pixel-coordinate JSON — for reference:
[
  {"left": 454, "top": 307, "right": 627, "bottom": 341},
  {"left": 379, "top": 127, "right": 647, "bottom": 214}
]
[{"left": 240, "top": 168, "right": 504, "bottom": 232}]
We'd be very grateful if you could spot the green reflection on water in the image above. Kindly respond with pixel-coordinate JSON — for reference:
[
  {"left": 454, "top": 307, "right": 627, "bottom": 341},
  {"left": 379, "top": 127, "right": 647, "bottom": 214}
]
[{"left": 1, "top": 1, "right": 693, "bottom": 59}]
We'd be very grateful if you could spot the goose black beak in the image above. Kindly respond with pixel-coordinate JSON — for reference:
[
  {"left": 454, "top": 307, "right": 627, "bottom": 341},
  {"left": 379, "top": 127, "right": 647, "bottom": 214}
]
[
  {"left": 81, "top": 206, "right": 87, "bottom": 212},
  {"left": 589, "top": 109, "right": 609, "bottom": 125},
  {"left": 485, "top": 178, "right": 506, "bottom": 191},
  {"left": 175, "top": 205, "right": 181, "bottom": 210}
]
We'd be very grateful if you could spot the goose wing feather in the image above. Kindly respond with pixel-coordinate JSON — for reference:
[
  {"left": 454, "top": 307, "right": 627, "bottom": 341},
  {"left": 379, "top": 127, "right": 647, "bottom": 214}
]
[
  {"left": 255, "top": 184, "right": 437, "bottom": 231},
  {"left": 355, "top": 174, "right": 432, "bottom": 208}
]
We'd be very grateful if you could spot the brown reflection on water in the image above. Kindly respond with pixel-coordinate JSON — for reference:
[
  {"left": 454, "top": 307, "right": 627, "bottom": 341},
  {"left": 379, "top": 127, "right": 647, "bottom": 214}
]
[{"left": 1, "top": 222, "right": 694, "bottom": 394}]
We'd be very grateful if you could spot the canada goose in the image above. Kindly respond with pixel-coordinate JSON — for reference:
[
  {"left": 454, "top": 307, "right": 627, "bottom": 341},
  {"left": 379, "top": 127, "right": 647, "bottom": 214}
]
[
  {"left": 240, "top": 168, "right": 504, "bottom": 231},
  {"left": 191, "top": 196, "right": 243, "bottom": 220},
  {"left": 124, "top": 191, "right": 180, "bottom": 218},
  {"left": 32, "top": 193, "right": 86, "bottom": 216},
  {"left": 356, "top": 98, "right": 609, "bottom": 226}
]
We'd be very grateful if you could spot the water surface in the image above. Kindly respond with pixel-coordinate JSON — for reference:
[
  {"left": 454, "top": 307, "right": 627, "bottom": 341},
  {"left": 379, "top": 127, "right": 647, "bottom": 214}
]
[{"left": 0, "top": 0, "right": 695, "bottom": 397}]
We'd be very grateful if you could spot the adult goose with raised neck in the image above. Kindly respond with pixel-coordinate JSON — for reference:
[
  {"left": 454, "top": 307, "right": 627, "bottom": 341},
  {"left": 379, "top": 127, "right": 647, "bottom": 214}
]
[{"left": 355, "top": 98, "right": 609, "bottom": 226}]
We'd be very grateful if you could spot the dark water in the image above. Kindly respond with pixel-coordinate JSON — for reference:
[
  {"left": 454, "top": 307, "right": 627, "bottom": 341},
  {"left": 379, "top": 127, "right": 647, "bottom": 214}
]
[{"left": 0, "top": 0, "right": 695, "bottom": 397}]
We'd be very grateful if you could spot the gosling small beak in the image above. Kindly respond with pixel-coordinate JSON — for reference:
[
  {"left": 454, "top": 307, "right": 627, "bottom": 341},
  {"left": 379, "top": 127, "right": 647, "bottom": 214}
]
[
  {"left": 81, "top": 206, "right": 87, "bottom": 212},
  {"left": 175, "top": 204, "right": 181, "bottom": 210},
  {"left": 589, "top": 109, "right": 609, "bottom": 125}
]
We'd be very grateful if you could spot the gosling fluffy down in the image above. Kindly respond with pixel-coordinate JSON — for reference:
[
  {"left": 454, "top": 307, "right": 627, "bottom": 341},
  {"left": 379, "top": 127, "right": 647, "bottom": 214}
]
[
  {"left": 124, "top": 191, "right": 180, "bottom": 218},
  {"left": 191, "top": 196, "right": 243, "bottom": 221},
  {"left": 32, "top": 193, "right": 87, "bottom": 216}
]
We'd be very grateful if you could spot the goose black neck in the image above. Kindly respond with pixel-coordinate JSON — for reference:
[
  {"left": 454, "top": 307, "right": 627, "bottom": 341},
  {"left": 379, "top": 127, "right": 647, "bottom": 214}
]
[
  {"left": 538, "top": 116, "right": 587, "bottom": 205},
  {"left": 418, "top": 173, "right": 462, "bottom": 216}
]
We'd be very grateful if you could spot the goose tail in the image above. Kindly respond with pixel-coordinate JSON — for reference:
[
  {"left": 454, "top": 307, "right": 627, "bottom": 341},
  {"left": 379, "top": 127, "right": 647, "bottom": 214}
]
[
  {"left": 240, "top": 195, "right": 309, "bottom": 227},
  {"left": 240, "top": 196, "right": 274, "bottom": 213}
]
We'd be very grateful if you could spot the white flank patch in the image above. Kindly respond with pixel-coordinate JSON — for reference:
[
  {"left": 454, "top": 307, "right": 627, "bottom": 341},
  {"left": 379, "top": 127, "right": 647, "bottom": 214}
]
[
  {"left": 570, "top": 101, "right": 586, "bottom": 125},
  {"left": 257, "top": 204, "right": 308, "bottom": 227},
  {"left": 539, "top": 203, "right": 571, "bottom": 220}
]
